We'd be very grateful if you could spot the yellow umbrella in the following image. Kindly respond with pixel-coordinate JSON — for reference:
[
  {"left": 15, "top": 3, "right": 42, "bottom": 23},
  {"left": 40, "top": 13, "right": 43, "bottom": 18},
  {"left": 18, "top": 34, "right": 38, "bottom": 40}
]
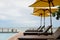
[
  {"left": 32, "top": 9, "right": 50, "bottom": 30},
  {"left": 33, "top": 8, "right": 58, "bottom": 33},
  {"left": 29, "top": 0, "right": 60, "bottom": 7},
  {"left": 32, "top": 7, "right": 58, "bottom": 31}
]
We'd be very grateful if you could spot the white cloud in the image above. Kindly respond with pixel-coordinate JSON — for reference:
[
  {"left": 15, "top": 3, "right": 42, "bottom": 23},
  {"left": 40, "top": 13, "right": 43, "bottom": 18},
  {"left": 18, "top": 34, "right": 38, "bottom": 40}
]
[
  {"left": 0, "top": 2, "right": 5, "bottom": 7},
  {"left": 0, "top": 15, "right": 7, "bottom": 20},
  {"left": 0, "top": 0, "right": 34, "bottom": 20}
]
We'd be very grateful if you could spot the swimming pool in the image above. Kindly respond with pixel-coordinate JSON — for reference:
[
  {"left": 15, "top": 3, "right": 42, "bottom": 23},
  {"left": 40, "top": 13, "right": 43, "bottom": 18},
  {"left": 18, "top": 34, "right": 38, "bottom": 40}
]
[{"left": 0, "top": 33, "right": 16, "bottom": 40}]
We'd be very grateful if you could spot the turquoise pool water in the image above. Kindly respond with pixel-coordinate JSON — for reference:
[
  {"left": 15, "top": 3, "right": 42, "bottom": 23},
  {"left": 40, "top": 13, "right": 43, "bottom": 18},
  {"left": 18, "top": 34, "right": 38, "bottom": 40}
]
[{"left": 0, "top": 33, "right": 16, "bottom": 40}]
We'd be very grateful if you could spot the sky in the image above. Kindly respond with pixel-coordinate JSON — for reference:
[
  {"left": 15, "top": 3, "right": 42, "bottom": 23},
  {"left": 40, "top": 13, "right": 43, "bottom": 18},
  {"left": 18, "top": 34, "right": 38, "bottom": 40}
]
[{"left": 0, "top": 0, "right": 60, "bottom": 28}]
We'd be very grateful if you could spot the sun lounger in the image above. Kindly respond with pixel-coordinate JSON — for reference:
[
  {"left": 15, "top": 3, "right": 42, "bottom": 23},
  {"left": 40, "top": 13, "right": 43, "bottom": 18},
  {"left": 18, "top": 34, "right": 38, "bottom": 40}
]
[
  {"left": 24, "top": 25, "right": 53, "bottom": 35},
  {"left": 25, "top": 26, "right": 45, "bottom": 32},
  {"left": 18, "top": 27, "right": 60, "bottom": 40}
]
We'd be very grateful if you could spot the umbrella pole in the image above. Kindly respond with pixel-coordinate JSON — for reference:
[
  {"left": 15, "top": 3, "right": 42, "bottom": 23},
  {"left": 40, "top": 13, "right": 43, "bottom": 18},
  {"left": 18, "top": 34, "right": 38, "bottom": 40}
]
[
  {"left": 40, "top": 13, "right": 42, "bottom": 27},
  {"left": 48, "top": 0, "right": 53, "bottom": 33},
  {"left": 43, "top": 9, "right": 46, "bottom": 30}
]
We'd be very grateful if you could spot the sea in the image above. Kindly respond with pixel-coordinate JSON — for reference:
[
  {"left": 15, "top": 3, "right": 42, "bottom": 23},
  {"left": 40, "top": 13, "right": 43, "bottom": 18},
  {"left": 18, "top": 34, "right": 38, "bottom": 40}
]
[{"left": 0, "top": 27, "right": 58, "bottom": 40}]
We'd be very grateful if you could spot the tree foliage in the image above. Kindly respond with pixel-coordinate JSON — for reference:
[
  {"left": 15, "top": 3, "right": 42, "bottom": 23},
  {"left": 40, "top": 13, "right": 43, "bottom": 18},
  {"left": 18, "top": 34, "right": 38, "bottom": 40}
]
[{"left": 52, "top": 6, "right": 60, "bottom": 20}]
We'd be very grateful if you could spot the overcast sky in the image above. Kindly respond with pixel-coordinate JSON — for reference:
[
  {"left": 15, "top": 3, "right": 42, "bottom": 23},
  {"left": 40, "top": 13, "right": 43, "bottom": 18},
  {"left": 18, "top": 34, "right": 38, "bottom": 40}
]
[{"left": 0, "top": 0, "right": 60, "bottom": 28}]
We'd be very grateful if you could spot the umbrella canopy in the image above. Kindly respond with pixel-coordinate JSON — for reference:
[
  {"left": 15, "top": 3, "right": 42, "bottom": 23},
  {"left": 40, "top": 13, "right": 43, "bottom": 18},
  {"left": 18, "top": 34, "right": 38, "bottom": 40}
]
[
  {"left": 29, "top": 0, "right": 60, "bottom": 7},
  {"left": 33, "top": 8, "right": 58, "bottom": 16},
  {"left": 32, "top": 11, "right": 50, "bottom": 17}
]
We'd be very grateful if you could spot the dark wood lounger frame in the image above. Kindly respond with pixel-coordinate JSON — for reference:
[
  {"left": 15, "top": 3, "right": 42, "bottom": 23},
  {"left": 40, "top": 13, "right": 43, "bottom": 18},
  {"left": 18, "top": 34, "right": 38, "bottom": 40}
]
[{"left": 24, "top": 25, "right": 53, "bottom": 35}]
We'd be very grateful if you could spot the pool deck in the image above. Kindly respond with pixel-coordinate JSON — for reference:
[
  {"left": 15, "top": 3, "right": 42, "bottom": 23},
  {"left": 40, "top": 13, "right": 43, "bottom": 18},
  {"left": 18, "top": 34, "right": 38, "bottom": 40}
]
[
  {"left": 8, "top": 32, "right": 23, "bottom": 40},
  {"left": 9, "top": 32, "right": 55, "bottom": 40},
  {"left": 19, "top": 35, "right": 55, "bottom": 40}
]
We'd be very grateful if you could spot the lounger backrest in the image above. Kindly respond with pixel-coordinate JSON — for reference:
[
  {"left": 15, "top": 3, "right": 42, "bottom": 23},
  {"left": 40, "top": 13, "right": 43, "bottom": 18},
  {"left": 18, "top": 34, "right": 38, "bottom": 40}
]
[
  {"left": 44, "top": 25, "right": 52, "bottom": 33},
  {"left": 37, "top": 26, "right": 41, "bottom": 30},
  {"left": 53, "top": 27, "right": 60, "bottom": 39},
  {"left": 40, "top": 26, "right": 45, "bottom": 30},
  {"left": 38, "top": 26, "right": 45, "bottom": 31}
]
